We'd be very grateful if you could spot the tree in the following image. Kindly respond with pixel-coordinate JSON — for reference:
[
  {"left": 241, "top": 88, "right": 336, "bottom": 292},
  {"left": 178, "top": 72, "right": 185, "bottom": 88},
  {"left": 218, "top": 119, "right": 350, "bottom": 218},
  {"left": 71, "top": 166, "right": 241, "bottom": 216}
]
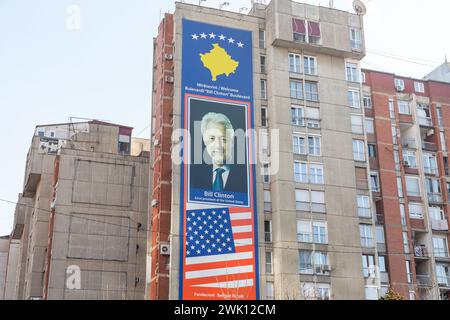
[{"left": 379, "top": 287, "right": 404, "bottom": 300}]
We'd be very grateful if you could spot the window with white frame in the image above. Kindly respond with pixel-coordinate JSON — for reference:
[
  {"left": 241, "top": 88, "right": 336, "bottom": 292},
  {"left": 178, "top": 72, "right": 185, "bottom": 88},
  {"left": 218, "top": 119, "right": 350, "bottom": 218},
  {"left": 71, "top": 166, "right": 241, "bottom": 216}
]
[
  {"left": 405, "top": 176, "right": 420, "bottom": 197},
  {"left": 290, "top": 79, "right": 303, "bottom": 99},
  {"left": 264, "top": 190, "right": 271, "bottom": 212},
  {"left": 362, "top": 254, "right": 375, "bottom": 278},
  {"left": 361, "top": 72, "right": 366, "bottom": 83},
  {"left": 408, "top": 202, "right": 424, "bottom": 219},
  {"left": 376, "top": 226, "right": 385, "bottom": 245},
  {"left": 291, "top": 106, "right": 304, "bottom": 126},
  {"left": 259, "top": 29, "right": 265, "bottom": 49},
  {"left": 313, "top": 221, "right": 328, "bottom": 244},
  {"left": 260, "top": 55, "right": 266, "bottom": 73},
  {"left": 348, "top": 89, "right": 361, "bottom": 108},
  {"left": 397, "top": 176, "right": 403, "bottom": 198},
  {"left": 436, "top": 264, "right": 450, "bottom": 286},
  {"left": 308, "top": 135, "right": 321, "bottom": 156},
  {"left": 305, "top": 107, "right": 320, "bottom": 128},
  {"left": 370, "top": 171, "right": 380, "bottom": 192},
  {"left": 297, "top": 221, "right": 312, "bottom": 243},
  {"left": 357, "top": 195, "right": 371, "bottom": 218},
  {"left": 302, "top": 283, "right": 331, "bottom": 300},
  {"left": 388, "top": 98, "right": 395, "bottom": 119},
  {"left": 433, "top": 236, "right": 449, "bottom": 258},
  {"left": 403, "top": 231, "right": 410, "bottom": 254},
  {"left": 309, "top": 163, "right": 324, "bottom": 184},
  {"left": 394, "top": 150, "right": 401, "bottom": 171},
  {"left": 299, "top": 250, "right": 313, "bottom": 274},
  {"left": 260, "top": 79, "right": 267, "bottom": 99},
  {"left": 398, "top": 100, "right": 411, "bottom": 115},
  {"left": 294, "top": 161, "right": 308, "bottom": 183},
  {"left": 429, "top": 206, "right": 445, "bottom": 221},
  {"left": 394, "top": 78, "right": 405, "bottom": 91},
  {"left": 304, "top": 56, "right": 317, "bottom": 75},
  {"left": 351, "top": 114, "right": 364, "bottom": 134},
  {"left": 289, "top": 53, "right": 301, "bottom": 73},
  {"left": 368, "top": 144, "right": 377, "bottom": 158},
  {"left": 363, "top": 95, "right": 372, "bottom": 108},
  {"left": 402, "top": 150, "right": 417, "bottom": 168},
  {"left": 305, "top": 81, "right": 318, "bottom": 102},
  {"left": 265, "top": 251, "right": 273, "bottom": 274},
  {"left": 406, "top": 260, "right": 412, "bottom": 283},
  {"left": 441, "top": 131, "right": 447, "bottom": 151},
  {"left": 262, "top": 163, "right": 270, "bottom": 184},
  {"left": 297, "top": 220, "right": 328, "bottom": 244},
  {"left": 293, "top": 135, "right": 306, "bottom": 155},
  {"left": 296, "top": 189, "right": 325, "bottom": 213},
  {"left": 423, "top": 153, "right": 438, "bottom": 175},
  {"left": 391, "top": 125, "right": 397, "bottom": 145},
  {"left": 350, "top": 28, "right": 362, "bottom": 51},
  {"left": 360, "top": 224, "right": 374, "bottom": 247},
  {"left": 426, "top": 178, "right": 441, "bottom": 196},
  {"left": 346, "top": 62, "right": 359, "bottom": 82},
  {"left": 436, "top": 106, "right": 443, "bottom": 127},
  {"left": 292, "top": 19, "right": 321, "bottom": 44},
  {"left": 264, "top": 220, "right": 272, "bottom": 243},
  {"left": 296, "top": 189, "right": 310, "bottom": 211},
  {"left": 414, "top": 81, "right": 425, "bottom": 93},
  {"left": 261, "top": 107, "right": 268, "bottom": 127},
  {"left": 266, "top": 282, "right": 274, "bottom": 300},
  {"left": 400, "top": 204, "right": 407, "bottom": 226},
  {"left": 365, "top": 118, "right": 375, "bottom": 134},
  {"left": 353, "top": 139, "right": 366, "bottom": 161},
  {"left": 313, "top": 252, "right": 329, "bottom": 271}
]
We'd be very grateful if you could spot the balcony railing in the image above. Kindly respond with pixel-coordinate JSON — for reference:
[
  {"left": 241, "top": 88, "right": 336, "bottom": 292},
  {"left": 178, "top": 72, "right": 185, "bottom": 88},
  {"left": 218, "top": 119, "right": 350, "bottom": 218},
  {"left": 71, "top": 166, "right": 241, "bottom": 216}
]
[
  {"left": 414, "top": 245, "right": 428, "bottom": 258},
  {"left": 428, "top": 193, "right": 443, "bottom": 203},
  {"left": 416, "top": 275, "right": 432, "bottom": 287},
  {"left": 431, "top": 219, "right": 449, "bottom": 231},
  {"left": 424, "top": 166, "right": 439, "bottom": 175},
  {"left": 418, "top": 117, "right": 433, "bottom": 127},
  {"left": 422, "top": 142, "right": 438, "bottom": 152},
  {"left": 437, "top": 276, "right": 450, "bottom": 287},
  {"left": 299, "top": 264, "right": 331, "bottom": 275},
  {"left": 402, "top": 139, "right": 417, "bottom": 149}
]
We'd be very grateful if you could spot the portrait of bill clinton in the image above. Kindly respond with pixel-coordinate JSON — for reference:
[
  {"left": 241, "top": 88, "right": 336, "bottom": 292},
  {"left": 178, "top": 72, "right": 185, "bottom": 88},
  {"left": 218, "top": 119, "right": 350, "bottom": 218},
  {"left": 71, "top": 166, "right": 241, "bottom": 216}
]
[{"left": 189, "top": 110, "right": 248, "bottom": 194}]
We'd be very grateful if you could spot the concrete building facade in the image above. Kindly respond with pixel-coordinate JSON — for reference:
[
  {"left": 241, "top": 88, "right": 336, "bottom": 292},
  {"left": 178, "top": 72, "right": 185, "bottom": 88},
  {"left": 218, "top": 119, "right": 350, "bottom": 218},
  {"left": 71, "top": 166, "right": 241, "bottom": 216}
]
[
  {"left": 148, "top": 0, "right": 392, "bottom": 300},
  {"left": 4, "top": 121, "right": 150, "bottom": 300},
  {"left": 0, "top": 236, "right": 9, "bottom": 300}
]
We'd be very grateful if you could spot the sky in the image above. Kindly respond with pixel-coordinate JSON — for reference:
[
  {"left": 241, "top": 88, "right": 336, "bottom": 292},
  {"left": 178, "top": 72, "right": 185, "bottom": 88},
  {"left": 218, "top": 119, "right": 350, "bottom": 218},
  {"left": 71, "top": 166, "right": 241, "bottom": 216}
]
[{"left": 0, "top": 0, "right": 449, "bottom": 236}]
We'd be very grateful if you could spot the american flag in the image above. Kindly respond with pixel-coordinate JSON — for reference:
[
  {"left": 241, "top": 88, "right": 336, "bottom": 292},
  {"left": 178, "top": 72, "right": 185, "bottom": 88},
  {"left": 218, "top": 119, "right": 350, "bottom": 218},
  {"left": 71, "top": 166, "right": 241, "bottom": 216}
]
[{"left": 184, "top": 208, "right": 255, "bottom": 289}]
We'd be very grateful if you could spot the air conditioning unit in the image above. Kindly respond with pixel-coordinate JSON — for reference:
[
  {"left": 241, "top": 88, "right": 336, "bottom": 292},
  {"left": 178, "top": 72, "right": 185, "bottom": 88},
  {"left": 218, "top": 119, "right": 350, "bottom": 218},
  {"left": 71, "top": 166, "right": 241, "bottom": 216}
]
[
  {"left": 165, "top": 75, "right": 174, "bottom": 83},
  {"left": 160, "top": 243, "right": 170, "bottom": 256},
  {"left": 321, "top": 265, "right": 332, "bottom": 272},
  {"left": 404, "top": 161, "right": 410, "bottom": 167},
  {"left": 151, "top": 199, "right": 159, "bottom": 207},
  {"left": 164, "top": 53, "right": 173, "bottom": 60}
]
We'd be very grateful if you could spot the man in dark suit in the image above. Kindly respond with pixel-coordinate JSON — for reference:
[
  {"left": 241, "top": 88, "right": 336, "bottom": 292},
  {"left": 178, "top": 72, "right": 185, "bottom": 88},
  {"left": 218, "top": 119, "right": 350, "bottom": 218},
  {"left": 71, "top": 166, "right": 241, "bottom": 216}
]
[{"left": 190, "top": 112, "right": 248, "bottom": 194}]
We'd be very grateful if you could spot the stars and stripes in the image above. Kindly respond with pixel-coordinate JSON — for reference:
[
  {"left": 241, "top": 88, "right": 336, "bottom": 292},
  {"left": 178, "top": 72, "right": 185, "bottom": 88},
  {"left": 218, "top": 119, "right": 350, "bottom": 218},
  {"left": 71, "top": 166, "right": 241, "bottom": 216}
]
[
  {"left": 190, "top": 31, "right": 246, "bottom": 49},
  {"left": 184, "top": 208, "right": 255, "bottom": 289}
]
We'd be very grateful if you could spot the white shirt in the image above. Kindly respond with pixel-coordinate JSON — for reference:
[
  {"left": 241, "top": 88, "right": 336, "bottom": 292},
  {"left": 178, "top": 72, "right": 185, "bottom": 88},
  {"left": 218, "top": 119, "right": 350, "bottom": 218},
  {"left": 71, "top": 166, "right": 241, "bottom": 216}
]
[{"left": 212, "top": 164, "right": 230, "bottom": 189}]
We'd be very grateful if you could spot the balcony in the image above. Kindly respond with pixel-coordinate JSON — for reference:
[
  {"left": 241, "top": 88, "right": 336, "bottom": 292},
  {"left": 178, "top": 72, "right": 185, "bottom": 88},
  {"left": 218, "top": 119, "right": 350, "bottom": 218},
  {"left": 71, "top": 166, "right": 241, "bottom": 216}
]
[
  {"left": 424, "top": 166, "right": 439, "bottom": 176},
  {"left": 414, "top": 245, "right": 429, "bottom": 259},
  {"left": 431, "top": 219, "right": 449, "bottom": 231},
  {"left": 435, "top": 250, "right": 450, "bottom": 260},
  {"left": 416, "top": 275, "right": 433, "bottom": 287},
  {"left": 428, "top": 193, "right": 443, "bottom": 204},
  {"left": 418, "top": 117, "right": 433, "bottom": 127},
  {"left": 437, "top": 276, "right": 450, "bottom": 287},
  {"left": 422, "top": 142, "right": 438, "bottom": 152},
  {"left": 402, "top": 139, "right": 417, "bottom": 149},
  {"left": 299, "top": 264, "right": 332, "bottom": 276}
]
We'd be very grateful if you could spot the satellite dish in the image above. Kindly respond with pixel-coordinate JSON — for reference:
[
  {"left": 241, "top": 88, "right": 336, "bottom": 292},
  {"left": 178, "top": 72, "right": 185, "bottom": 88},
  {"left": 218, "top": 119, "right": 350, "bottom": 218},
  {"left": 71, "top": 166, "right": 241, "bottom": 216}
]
[{"left": 353, "top": 0, "right": 367, "bottom": 15}]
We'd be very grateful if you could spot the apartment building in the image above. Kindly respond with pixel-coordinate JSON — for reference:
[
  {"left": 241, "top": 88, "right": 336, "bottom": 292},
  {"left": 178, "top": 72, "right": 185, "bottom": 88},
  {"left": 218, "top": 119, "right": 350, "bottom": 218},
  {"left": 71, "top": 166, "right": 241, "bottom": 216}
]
[
  {"left": 3, "top": 120, "right": 150, "bottom": 300},
  {"left": 362, "top": 70, "right": 450, "bottom": 300},
  {"left": 0, "top": 236, "right": 9, "bottom": 300},
  {"left": 148, "top": 0, "right": 394, "bottom": 300}
]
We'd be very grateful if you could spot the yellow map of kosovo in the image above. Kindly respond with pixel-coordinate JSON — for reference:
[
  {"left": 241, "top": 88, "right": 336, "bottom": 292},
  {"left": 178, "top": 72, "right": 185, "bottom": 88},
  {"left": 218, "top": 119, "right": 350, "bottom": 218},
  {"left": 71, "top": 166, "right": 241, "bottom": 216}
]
[{"left": 200, "top": 43, "right": 239, "bottom": 81}]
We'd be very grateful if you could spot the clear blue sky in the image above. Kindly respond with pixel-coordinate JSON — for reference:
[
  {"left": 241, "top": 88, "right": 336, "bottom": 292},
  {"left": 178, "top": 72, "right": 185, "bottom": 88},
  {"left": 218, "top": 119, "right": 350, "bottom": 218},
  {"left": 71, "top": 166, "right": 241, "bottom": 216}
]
[{"left": 0, "top": 0, "right": 449, "bottom": 236}]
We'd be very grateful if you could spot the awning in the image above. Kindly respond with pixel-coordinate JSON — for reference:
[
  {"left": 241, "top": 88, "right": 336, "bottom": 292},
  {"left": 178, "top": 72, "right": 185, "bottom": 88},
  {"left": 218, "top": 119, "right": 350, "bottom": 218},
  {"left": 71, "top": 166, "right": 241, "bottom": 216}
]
[
  {"left": 308, "top": 21, "right": 321, "bottom": 37},
  {"left": 292, "top": 18, "right": 306, "bottom": 34}
]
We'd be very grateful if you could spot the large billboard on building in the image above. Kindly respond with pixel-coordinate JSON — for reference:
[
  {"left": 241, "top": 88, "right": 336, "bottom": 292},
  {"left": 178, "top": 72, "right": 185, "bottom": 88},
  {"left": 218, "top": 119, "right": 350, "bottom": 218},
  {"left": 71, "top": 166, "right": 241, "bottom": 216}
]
[{"left": 179, "top": 19, "right": 259, "bottom": 300}]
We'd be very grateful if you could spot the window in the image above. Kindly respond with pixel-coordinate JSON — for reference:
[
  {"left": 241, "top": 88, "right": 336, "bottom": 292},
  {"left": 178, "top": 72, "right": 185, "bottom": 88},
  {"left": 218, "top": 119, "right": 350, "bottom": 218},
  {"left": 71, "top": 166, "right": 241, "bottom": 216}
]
[
  {"left": 388, "top": 98, "right": 395, "bottom": 119},
  {"left": 289, "top": 53, "right": 301, "bottom": 73},
  {"left": 261, "top": 107, "right": 268, "bottom": 127},
  {"left": 291, "top": 106, "right": 304, "bottom": 126},
  {"left": 391, "top": 125, "right": 397, "bottom": 145},
  {"left": 414, "top": 81, "right": 425, "bottom": 93},
  {"left": 408, "top": 203, "right": 423, "bottom": 219},
  {"left": 400, "top": 204, "right": 407, "bottom": 226},
  {"left": 394, "top": 78, "right": 405, "bottom": 91},
  {"left": 304, "top": 56, "right": 317, "bottom": 75},
  {"left": 363, "top": 95, "right": 372, "bottom": 108},
  {"left": 293, "top": 135, "right": 306, "bottom": 155},
  {"left": 264, "top": 221, "right": 272, "bottom": 243},
  {"left": 436, "top": 264, "right": 450, "bottom": 286},
  {"left": 259, "top": 29, "right": 265, "bottom": 49},
  {"left": 378, "top": 256, "right": 387, "bottom": 273},
  {"left": 402, "top": 150, "right": 417, "bottom": 168},
  {"left": 348, "top": 89, "right": 361, "bottom": 108},
  {"left": 346, "top": 62, "right": 359, "bottom": 82},
  {"left": 350, "top": 28, "right": 362, "bottom": 50},
  {"left": 302, "top": 283, "right": 331, "bottom": 300},
  {"left": 260, "top": 79, "right": 267, "bottom": 99},
  {"left": 441, "top": 131, "right": 447, "bottom": 151},
  {"left": 313, "top": 221, "right": 328, "bottom": 244},
  {"left": 370, "top": 171, "right": 380, "bottom": 192},
  {"left": 433, "top": 236, "right": 449, "bottom": 258},
  {"left": 292, "top": 18, "right": 306, "bottom": 43},
  {"left": 309, "top": 163, "right": 324, "bottom": 184},
  {"left": 351, "top": 114, "right": 363, "bottom": 134},
  {"left": 353, "top": 140, "right": 366, "bottom": 161},
  {"left": 365, "top": 286, "right": 378, "bottom": 300},
  {"left": 376, "top": 226, "right": 385, "bottom": 245},
  {"left": 297, "top": 221, "right": 312, "bottom": 243},
  {"left": 296, "top": 189, "right": 325, "bottom": 213},
  {"left": 265, "top": 251, "right": 273, "bottom": 274},
  {"left": 423, "top": 153, "right": 438, "bottom": 175},
  {"left": 308, "top": 135, "right": 321, "bottom": 156},
  {"left": 313, "top": 252, "right": 329, "bottom": 271},
  {"left": 397, "top": 177, "right": 403, "bottom": 198},
  {"left": 305, "top": 81, "right": 318, "bottom": 101},
  {"left": 266, "top": 282, "right": 274, "bottom": 300},
  {"left": 417, "top": 103, "right": 432, "bottom": 126},
  {"left": 305, "top": 107, "right": 320, "bottom": 128},
  {"left": 394, "top": 150, "right": 400, "bottom": 171},
  {"left": 368, "top": 144, "right": 377, "bottom": 158},
  {"left": 260, "top": 55, "right": 266, "bottom": 73},
  {"left": 299, "top": 250, "right": 313, "bottom": 274},
  {"left": 398, "top": 100, "right": 411, "bottom": 115},
  {"left": 426, "top": 178, "right": 441, "bottom": 198},
  {"left": 429, "top": 206, "right": 445, "bottom": 221},
  {"left": 262, "top": 163, "right": 270, "bottom": 184},
  {"left": 361, "top": 72, "right": 366, "bottom": 83},
  {"left": 405, "top": 176, "right": 420, "bottom": 197},
  {"left": 406, "top": 260, "right": 412, "bottom": 283},
  {"left": 264, "top": 190, "right": 271, "bottom": 212},
  {"left": 118, "top": 138, "right": 131, "bottom": 155},
  {"left": 365, "top": 118, "right": 375, "bottom": 134},
  {"left": 293, "top": 19, "right": 321, "bottom": 44},
  {"left": 403, "top": 231, "right": 410, "bottom": 254},
  {"left": 294, "top": 161, "right": 308, "bottom": 183},
  {"left": 357, "top": 195, "right": 371, "bottom": 218},
  {"left": 360, "top": 224, "right": 374, "bottom": 247},
  {"left": 290, "top": 80, "right": 303, "bottom": 99},
  {"left": 362, "top": 255, "right": 375, "bottom": 278},
  {"left": 437, "top": 106, "right": 443, "bottom": 127}
]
